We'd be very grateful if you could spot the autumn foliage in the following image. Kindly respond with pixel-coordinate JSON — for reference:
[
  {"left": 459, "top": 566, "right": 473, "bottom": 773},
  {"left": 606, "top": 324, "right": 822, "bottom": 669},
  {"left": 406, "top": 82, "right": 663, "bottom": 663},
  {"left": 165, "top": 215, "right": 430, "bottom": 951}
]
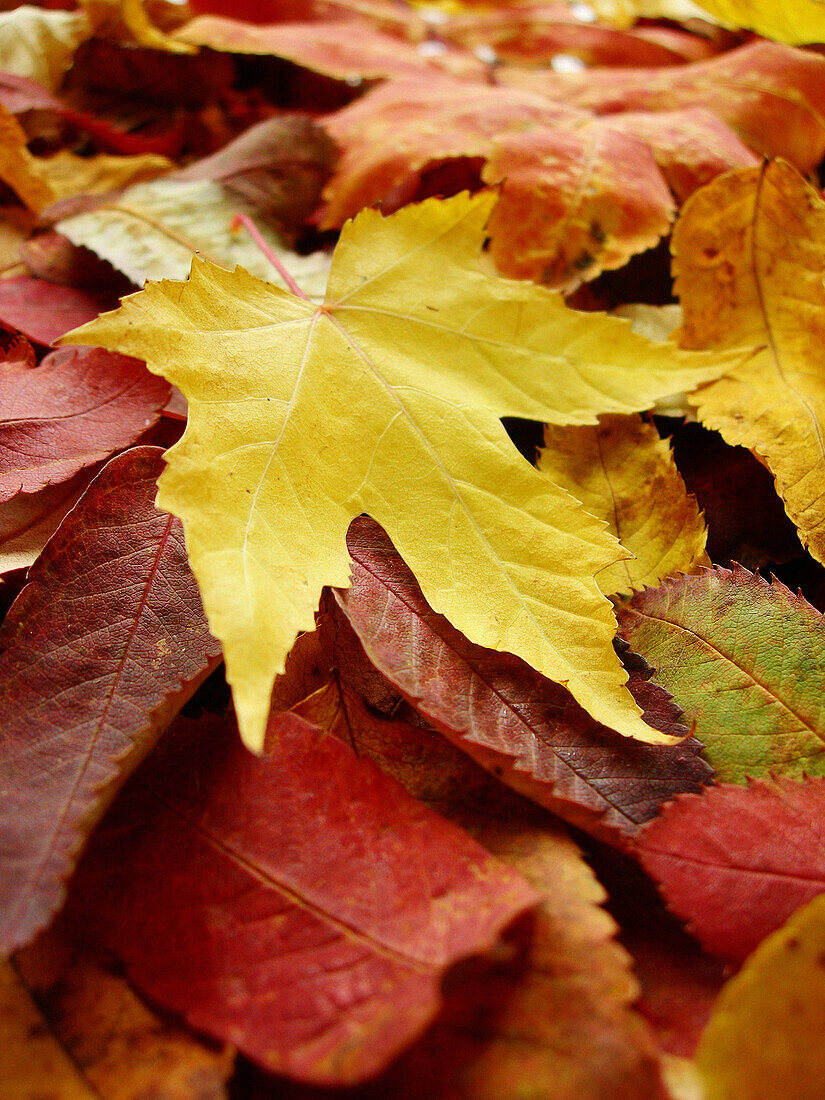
[{"left": 3, "top": 1, "right": 825, "bottom": 1097}]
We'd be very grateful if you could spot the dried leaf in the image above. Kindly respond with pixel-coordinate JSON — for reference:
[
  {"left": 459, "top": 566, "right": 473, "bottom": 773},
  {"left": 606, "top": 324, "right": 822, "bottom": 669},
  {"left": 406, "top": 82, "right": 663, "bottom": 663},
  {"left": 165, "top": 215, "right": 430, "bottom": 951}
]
[
  {"left": 64, "top": 192, "right": 733, "bottom": 749},
  {"left": 0, "top": 471, "right": 93, "bottom": 575},
  {"left": 174, "top": 15, "right": 483, "bottom": 81},
  {"left": 695, "top": 891, "right": 825, "bottom": 1100},
  {"left": 292, "top": 680, "right": 669, "bottom": 1099},
  {"left": 13, "top": 925, "right": 233, "bottom": 1100},
  {"left": 63, "top": 709, "right": 537, "bottom": 1085},
  {"left": 0, "top": 104, "right": 54, "bottom": 213},
  {"left": 0, "top": 276, "right": 117, "bottom": 345},
  {"left": 674, "top": 159, "right": 825, "bottom": 567},
  {"left": 0, "top": 6, "right": 90, "bottom": 92},
  {"left": 617, "top": 566, "right": 825, "bottom": 781},
  {"left": 635, "top": 777, "right": 825, "bottom": 964},
  {"left": 334, "top": 516, "right": 710, "bottom": 843},
  {"left": 36, "top": 149, "right": 173, "bottom": 203},
  {"left": 500, "top": 41, "right": 825, "bottom": 173},
  {"left": 0, "top": 960, "right": 96, "bottom": 1099},
  {"left": 0, "top": 347, "right": 170, "bottom": 502},
  {"left": 58, "top": 177, "right": 332, "bottom": 294},
  {"left": 0, "top": 447, "right": 222, "bottom": 954},
  {"left": 482, "top": 125, "right": 674, "bottom": 288},
  {"left": 539, "top": 414, "right": 708, "bottom": 595}
]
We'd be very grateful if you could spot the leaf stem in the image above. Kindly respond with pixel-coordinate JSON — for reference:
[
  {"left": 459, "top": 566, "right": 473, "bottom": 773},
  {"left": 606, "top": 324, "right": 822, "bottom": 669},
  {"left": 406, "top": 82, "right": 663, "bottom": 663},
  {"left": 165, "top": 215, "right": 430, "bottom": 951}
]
[{"left": 230, "top": 214, "right": 310, "bottom": 301}]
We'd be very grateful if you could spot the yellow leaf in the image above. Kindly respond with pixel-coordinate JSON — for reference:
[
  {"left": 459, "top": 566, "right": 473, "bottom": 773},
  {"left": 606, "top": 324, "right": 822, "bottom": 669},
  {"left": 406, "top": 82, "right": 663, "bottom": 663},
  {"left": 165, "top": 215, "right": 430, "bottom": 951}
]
[
  {"left": 0, "top": 6, "right": 91, "bottom": 92},
  {"left": 540, "top": 415, "right": 708, "bottom": 596},
  {"left": 0, "top": 105, "right": 54, "bottom": 214},
  {"left": 63, "top": 192, "right": 732, "bottom": 751},
  {"left": 673, "top": 160, "right": 825, "bottom": 565},
  {"left": 36, "top": 150, "right": 173, "bottom": 204},
  {"left": 695, "top": 892, "right": 825, "bottom": 1100},
  {"left": 691, "top": 0, "right": 825, "bottom": 44}
]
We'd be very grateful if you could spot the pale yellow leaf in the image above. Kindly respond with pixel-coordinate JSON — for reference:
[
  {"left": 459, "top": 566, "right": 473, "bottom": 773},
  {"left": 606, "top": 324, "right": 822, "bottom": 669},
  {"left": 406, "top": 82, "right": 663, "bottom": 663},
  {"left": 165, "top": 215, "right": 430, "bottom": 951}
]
[
  {"left": 63, "top": 192, "right": 733, "bottom": 750},
  {"left": 613, "top": 304, "right": 692, "bottom": 417},
  {"left": 696, "top": 892, "right": 825, "bottom": 1100},
  {"left": 540, "top": 415, "right": 708, "bottom": 595},
  {"left": 673, "top": 160, "right": 825, "bottom": 565},
  {"left": 586, "top": 0, "right": 711, "bottom": 25},
  {"left": 57, "top": 177, "right": 332, "bottom": 296},
  {"left": 690, "top": 0, "right": 825, "bottom": 43},
  {"left": 0, "top": 6, "right": 90, "bottom": 92}
]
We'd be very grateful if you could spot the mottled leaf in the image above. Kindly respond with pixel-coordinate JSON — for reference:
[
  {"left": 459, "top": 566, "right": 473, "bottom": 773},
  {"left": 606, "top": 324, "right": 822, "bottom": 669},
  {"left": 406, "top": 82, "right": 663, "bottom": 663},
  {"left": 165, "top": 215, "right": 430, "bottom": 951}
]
[
  {"left": 63, "top": 709, "right": 537, "bottom": 1085},
  {"left": 696, "top": 892, "right": 825, "bottom": 1100},
  {"left": 674, "top": 160, "right": 825, "bottom": 567},
  {"left": 539, "top": 414, "right": 708, "bottom": 595},
  {"left": 618, "top": 565, "right": 825, "bottom": 782},
  {"left": 636, "top": 778, "right": 825, "bottom": 963},
  {"left": 335, "top": 516, "right": 710, "bottom": 843},
  {"left": 0, "top": 6, "right": 90, "bottom": 92},
  {"left": 0, "top": 347, "right": 170, "bottom": 502},
  {"left": 0, "top": 447, "right": 222, "bottom": 954},
  {"left": 482, "top": 125, "right": 674, "bottom": 288}
]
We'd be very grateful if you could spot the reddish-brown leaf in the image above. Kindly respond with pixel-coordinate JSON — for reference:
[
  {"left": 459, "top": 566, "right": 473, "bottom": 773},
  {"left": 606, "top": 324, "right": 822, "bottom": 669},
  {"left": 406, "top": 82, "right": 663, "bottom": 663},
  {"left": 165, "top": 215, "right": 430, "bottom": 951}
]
[
  {"left": 0, "top": 276, "right": 116, "bottom": 345},
  {"left": 0, "top": 347, "right": 170, "bottom": 502},
  {"left": 635, "top": 778, "right": 825, "bottom": 964},
  {"left": 0, "top": 447, "right": 222, "bottom": 955},
  {"left": 500, "top": 41, "right": 825, "bottom": 173},
  {"left": 63, "top": 709, "right": 537, "bottom": 1085},
  {"left": 334, "top": 517, "right": 710, "bottom": 844}
]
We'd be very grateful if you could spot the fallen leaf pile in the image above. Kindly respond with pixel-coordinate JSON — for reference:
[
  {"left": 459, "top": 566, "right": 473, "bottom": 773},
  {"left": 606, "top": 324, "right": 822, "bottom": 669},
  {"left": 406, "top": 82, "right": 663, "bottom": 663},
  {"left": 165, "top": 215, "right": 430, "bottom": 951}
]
[{"left": 2, "top": 1, "right": 825, "bottom": 1097}]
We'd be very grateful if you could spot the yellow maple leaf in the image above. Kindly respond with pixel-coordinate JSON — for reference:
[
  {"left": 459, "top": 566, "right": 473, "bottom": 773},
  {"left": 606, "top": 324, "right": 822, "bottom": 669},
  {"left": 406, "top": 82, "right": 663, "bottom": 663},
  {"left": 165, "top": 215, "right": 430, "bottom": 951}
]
[
  {"left": 540, "top": 415, "right": 708, "bottom": 596},
  {"left": 64, "top": 192, "right": 730, "bottom": 751},
  {"left": 673, "top": 160, "right": 825, "bottom": 566}
]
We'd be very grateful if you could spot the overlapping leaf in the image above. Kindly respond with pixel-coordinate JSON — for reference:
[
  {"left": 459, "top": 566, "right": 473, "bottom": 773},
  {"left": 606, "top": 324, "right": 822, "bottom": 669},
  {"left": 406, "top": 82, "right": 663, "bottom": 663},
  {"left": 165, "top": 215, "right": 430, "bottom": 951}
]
[
  {"left": 291, "top": 680, "right": 669, "bottom": 1099},
  {"left": 65, "top": 191, "right": 734, "bottom": 750},
  {"left": 0, "top": 347, "right": 169, "bottom": 501},
  {"left": 63, "top": 709, "right": 537, "bottom": 1084},
  {"left": 636, "top": 778, "right": 825, "bottom": 963},
  {"left": 692, "top": 0, "right": 825, "bottom": 43},
  {"left": 57, "top": 177, "right": 332, "bottom": 293},
  {"left": 540, "top": 415, "right": 707, "bottom": 594},
  {"left": 334, "top": 516, "right": 710, "bottom": 843},
  {"left": 618, "top": 566, "right": 825, "bottom": 781},
  {"left": 501, "top": 41, "right": 825, "bottom": 172},
  {"left": 0, "top": 471, "right": 92, "bottom": 575},
  {"left": 696, "top": 892, "right": 825, "bottom": 1100},
  {"left": 674, "top": 159, "right": 825, "bottom": 567},
  {"left": 0, "top": 448, "right": 222, "bottom": 954},
  {"left": 0, "top": 276, "right": 118, "bottom": 345}
]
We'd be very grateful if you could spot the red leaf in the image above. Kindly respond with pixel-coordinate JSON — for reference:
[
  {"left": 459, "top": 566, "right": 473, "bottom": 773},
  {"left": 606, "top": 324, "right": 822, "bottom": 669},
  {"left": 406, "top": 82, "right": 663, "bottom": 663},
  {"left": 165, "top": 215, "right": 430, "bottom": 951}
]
[
  {"left": 0, "top": 347, "right": 170, "bottom": 502},
  {"left": 0, "top": 469, "right": 94, "bottom": 576},
  {"left": 64, "top": 710, "right": 538, "bottom": 1085},
  {"left": 335, "top": 517, "right": 710, "bottom": 844},
  {"left": 635, "top": 778, "right": 825, "bottom": 964},
  {"left": 0, "top": 277, "right": 117, "bottom": 346},
  {"left": 0, "top": 447, "right": 222, "bottom": 954}
]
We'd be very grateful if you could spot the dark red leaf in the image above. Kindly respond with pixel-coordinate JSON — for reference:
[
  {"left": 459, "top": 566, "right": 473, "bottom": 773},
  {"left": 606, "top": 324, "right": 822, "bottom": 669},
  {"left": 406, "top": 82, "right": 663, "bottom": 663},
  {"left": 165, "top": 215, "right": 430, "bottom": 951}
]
[
  {"left": 0, "top": 447, "right": 222, "bottom": 954},
  {"left": 0, "top": 347, "right": 170, "bottom": 502}
]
